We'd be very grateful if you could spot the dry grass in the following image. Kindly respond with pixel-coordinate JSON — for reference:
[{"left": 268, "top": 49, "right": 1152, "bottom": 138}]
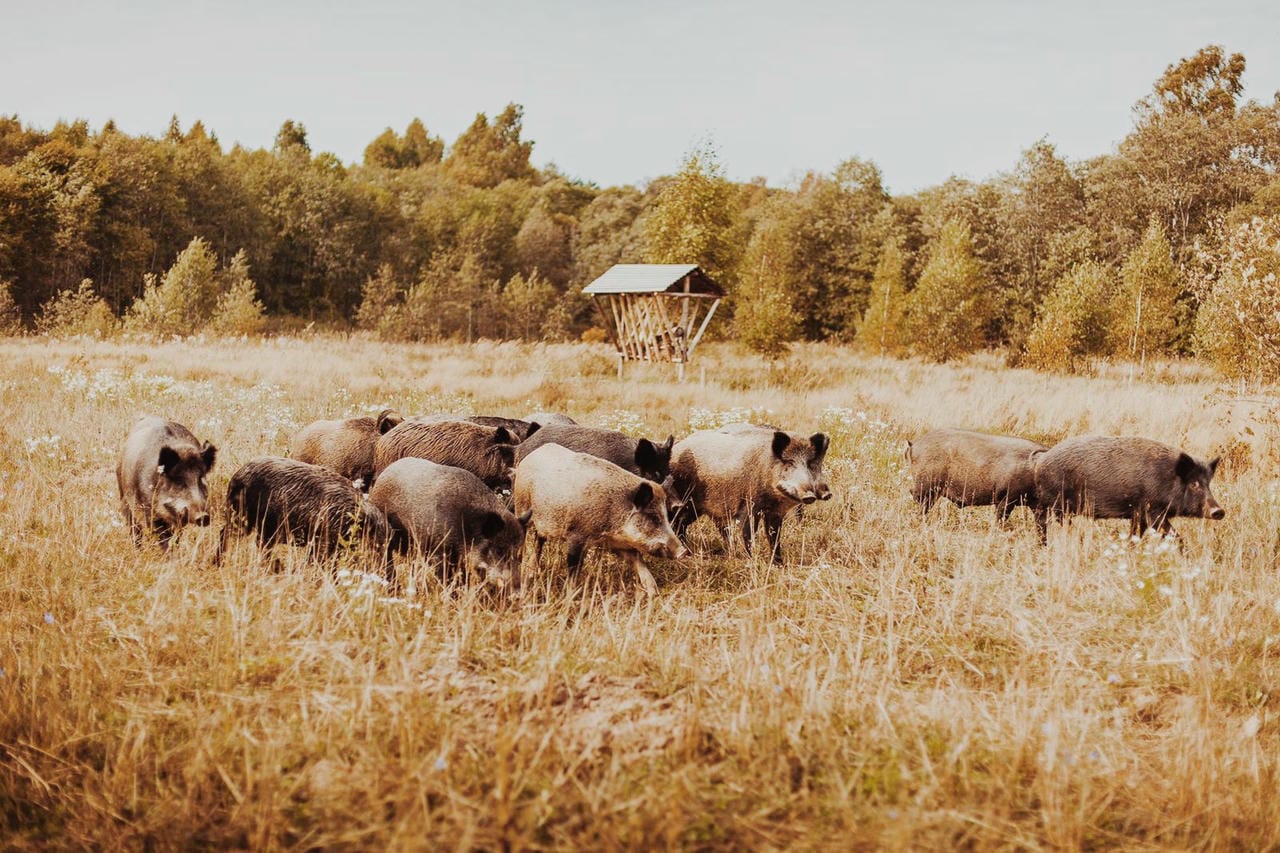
[{"left": 3, "top": 335, "right": 1280, "bottom": 849}]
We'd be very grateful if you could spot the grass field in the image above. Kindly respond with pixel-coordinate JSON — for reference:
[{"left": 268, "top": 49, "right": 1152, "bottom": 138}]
[{"left": 3, "top": 334, "right": 1280, "bottom": 849}]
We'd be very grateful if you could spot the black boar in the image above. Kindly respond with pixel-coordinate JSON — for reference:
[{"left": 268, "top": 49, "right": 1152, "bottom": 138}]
[
  {"left": 514, "top": 444, "right": 687, "bottom": 596},
  {"left": 1033, "top": 435, "right": 1225, "bottom": 540},
  {"left": 514, "top": 424, "right": 675, "bottom": 483},
  {"left": 217, "top": 457, "right": 391, "bottom": 571},
  {"left": 906, "top": 428, "right": 1047, "bottom": 522},
  {"left": 291, "top": 409, "right": 404, "bottom": 489},
  {"left": 116, "top": 415, "right": 217, "bottom": 547},
  {"left": 669, "top": 425, "right": 831, "bottom": 562},
  {"left": 373, "top": 419, "right": 517, "bottom": 491},
  {"left": 369, "top": 457, "right": 530, "bottom": 591}
]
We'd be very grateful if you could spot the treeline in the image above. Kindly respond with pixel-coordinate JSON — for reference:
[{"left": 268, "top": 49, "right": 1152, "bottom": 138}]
[{"left": 2, "top": 46, "right": 1279, "bottom": 378}]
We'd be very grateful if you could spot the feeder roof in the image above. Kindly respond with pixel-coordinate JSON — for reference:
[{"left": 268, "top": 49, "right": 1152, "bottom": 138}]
[{"left": 582, "top": 264, "right": 723, "bottom": 296}]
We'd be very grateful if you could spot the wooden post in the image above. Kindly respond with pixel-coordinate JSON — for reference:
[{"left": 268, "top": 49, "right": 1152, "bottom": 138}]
[{"left": 617, "top": 353, "right": 624, "bottom": 379}]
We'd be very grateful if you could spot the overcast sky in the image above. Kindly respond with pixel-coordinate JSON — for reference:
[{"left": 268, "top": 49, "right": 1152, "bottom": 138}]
[{"left": 3, "top": 0, "right": 1277, "bottom": 193}]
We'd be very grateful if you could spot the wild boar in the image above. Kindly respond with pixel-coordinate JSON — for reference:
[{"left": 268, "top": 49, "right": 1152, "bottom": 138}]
[
  {"left": 514, "top": 424, "right": 675, "bottom": 483},
  {"left": 523, "top": 411, "right": 577, "bottom": 428},
  {"left": 290, "top": 409, "right": 404, "bottom": 489},
  {"left": 373, "top": 419, "right": 517, "bottom": 491},
  {"left": 116, "top": 415, "right": 217, "bottom": 547},
  {"left": 905, "top": 428, "right": 1047, "bottom": 522},
  {"left": 217, "top": 457, "right": 391, "bottom": 572},
  {"left": 513, "top": 444, "right": 687, "bottom": 596},
  {"left": 369, "top": 457, "right": 530, "bottom": 591},
  {"left": 669, "top": 425, "right": 831, "bottom": 562},
  {"left": 1033, "top": 435, "right": 1225, "bottom": 540},
  {"left": 468, "top": 416, "right": 540, "bottom": 442}
]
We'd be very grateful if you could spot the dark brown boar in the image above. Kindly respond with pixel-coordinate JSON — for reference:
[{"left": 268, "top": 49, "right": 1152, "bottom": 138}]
[
  {"left": 513, "top": 444, "right": 687, "bottom": 596},
  {"left": 373, "top": 419, "right": 517, "bottom": 491},
  {"left": 669, "top": 424, "right": 831, "bottom": 563},
  {"left": 116, "top": 415, "right": 217, "bottom": 547},
  {"left": 217, "top": 457, "right": 391, "bottom": 571},
  {"left": 468, "top": 416, "right": 540, "bottom": 442},
  {"left": 1033, "top": 435, "right": 1225, "bottom": 541},
  {"left": 514, "top": 424, "right": 674, "bottom": 483},
  {"left": 369, "top": 457, "right": 530, "bottom": 591},
  {"left": 291, "top": 409, "right": 404, "bottom": 489},
  {"left": 906, "top": 428, "right": 1047, "bottom": 523}
]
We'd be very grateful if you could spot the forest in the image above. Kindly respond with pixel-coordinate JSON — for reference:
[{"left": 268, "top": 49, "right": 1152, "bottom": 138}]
[{"left": 2, "top": 45, "right": 1279, "bottom": 379}]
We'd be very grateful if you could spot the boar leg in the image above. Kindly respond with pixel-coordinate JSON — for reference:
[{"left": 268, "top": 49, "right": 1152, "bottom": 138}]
[
  {"left": 752, "top": 513, "right": 785, "bottom": 564},
  {"left": 628, "top": 552, "right": 659, "bottom": 597},
  {"left": 565, "top": 540, "right": 587, "bottom": 577},
  {"left": 531, "top": 533, "right": 546, "bottom": 566}
]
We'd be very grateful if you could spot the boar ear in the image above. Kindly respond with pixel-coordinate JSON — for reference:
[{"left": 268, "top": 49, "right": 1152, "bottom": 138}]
[
  {"left": 1208, "top": 457, "right": 1220, "bottom": 478},
  {"left": 158, "top": 446, "right": 181, "bottom": 474},
  {"left": 771, "top": 431, "right": 791, "bottom": 459},
  {"left": 517, "top": 509, "right": 533, "bottom": 528},
  {"left": 1174, "top": 452, "right": 1197, "bottom": 482},
  {"left": 525, "top": 420, "right": 540, "bottom": 438},
  {"left": 661, "top": 435, "right": 674, "bottom": 453},
  {"left": 634, "top": 438, "right": 658, "bottom": 471},
  {"left": 201, "top": 441, "right": 217, "bottom": 471},
  {"left": 633, "top": 481, "right": 655, "bottom": 509},
  {"left": 493, "top": 426, "right": 513, "bottom": 445},
  {"left": 810, "top": 433, "right": 830, "bottom": 461},
  {"left": 376, "top": 410, "right": 404, "bottom": 435}
]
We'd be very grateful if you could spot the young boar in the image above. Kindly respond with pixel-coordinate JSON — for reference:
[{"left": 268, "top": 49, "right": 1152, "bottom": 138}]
[
  {"left": 217, "top": 457, "right": 391, "bottom": 572},
  {"left": 669, "top": 425, "right": 831, "bottom": 562},
  {"left": 116, "top": 416, "right": 217, "bottom": 547},
  {"left": 514, "top": 424, "right": 675, "bottom": 483},
  {"left": 373, "top": 419, "right": 517, "bottom": 491},
  {"left": 513, "top": 444, "right": 687, "bottom": 596},
  {"left": 1033, "top": 436, "right": 1225, "bottom": 540},
  {"left": 369, "top": 457, "right": 530, "bottom": 591},
  {"left": 290, "top": 409, "right": 404, "bottom": 489},
  {"left": 906, "top": 428, "right": 1047, "bottom": 522}
]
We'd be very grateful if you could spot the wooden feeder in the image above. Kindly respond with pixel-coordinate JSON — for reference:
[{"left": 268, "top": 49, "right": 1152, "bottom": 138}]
[{"left": 583, "top": 264, "right": 723, "bottom": 380}]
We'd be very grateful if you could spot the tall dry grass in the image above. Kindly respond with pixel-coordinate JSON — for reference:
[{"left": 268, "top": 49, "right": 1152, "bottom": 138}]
[{"left": 2, "top": 335, "right": 1280, "bottom": 848}]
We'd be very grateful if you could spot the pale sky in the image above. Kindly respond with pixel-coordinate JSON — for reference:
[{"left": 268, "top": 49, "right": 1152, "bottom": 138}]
[{"left": 3, "top": 0, "right": 1277, "bottom": 194}]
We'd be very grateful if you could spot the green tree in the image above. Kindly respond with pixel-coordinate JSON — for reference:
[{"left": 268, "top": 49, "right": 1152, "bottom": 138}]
[
  {"left": 735, "top": 215, "right": 801, "bottom": 360},
  {"left": 1023, "top": 261, "right": 1114, "bottom": 372},
  {"left": 209, "top": 250, "right": 265, "bottom": 336},
  {"left": 37, "top": 278, "right": 117, "bottom": 337},
  {"left": 857, "top": 238, "right": 909, "bottom": 356},
  {"left": 125, "top": 236, "right": 220, "bottom": 336},
  {"left": 645, "top": 143, "right": 741, "bottom": 289},
  {"left": 0, "top": 279, "right": 23, "bottom": 335},
  {"left": 1193, "top": 215, "right": 1280, "bottom": 382},
  {"left": 502, "top": 271, "right": 559, "bottom": 340},
  {"left": 1111, "top": 219, "right": 1185, "bottom": 360},
  {"left": 355, "top": 264, "right": 404, "bottom": 335},
  {"left": 444, "top": 103, "right": 535, "bottom": 188},
  {"left": 907, "top": 219, "right": 993, "bottom": 362},
  {"left": 363, "top": 119, "right": 444, "bottom": 169}
]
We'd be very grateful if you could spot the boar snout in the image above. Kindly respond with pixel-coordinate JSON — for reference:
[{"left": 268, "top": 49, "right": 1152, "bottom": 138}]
[
  {"left": 817, "top": 484, "right": 832, "bottom": 501},
  {"left": 1208, "top": 505, "right": 1225, "bottom": 521},
  {"left": 193, "top": 511, "right": 211, "bottom": 527}
]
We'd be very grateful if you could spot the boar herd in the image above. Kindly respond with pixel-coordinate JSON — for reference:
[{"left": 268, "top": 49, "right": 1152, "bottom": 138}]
[
  {"left": 115, "top": 410, "right": 832, "bottom": 595},
  {"left": 115, "top": 406, "right": 1226, "bottom": 596},
  {"left": 905, "top": 429, "right": 1224, "bottom": 540}
]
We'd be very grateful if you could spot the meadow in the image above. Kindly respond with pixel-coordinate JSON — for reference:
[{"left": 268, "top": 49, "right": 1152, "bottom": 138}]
[{"left": 2, "top": 334, "right": 1280, "bottom": 849}]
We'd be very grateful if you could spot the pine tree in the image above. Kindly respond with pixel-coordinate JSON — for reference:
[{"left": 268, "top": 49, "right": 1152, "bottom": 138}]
[
  {"left": 857, "top": 239, "right": 909, "bottom": 355},
  {"left": 907, "top": 219, "right": 992, "bottom": 362},
  {"left": 1023, "top": 261, "right": 1114, "bottom": 372},
  {"left": 209, "top": 250, "right": 265, "bottom": 336},
  {"left": 125, "top": 236, "right": 221, "bottom": 337},
  {"left": 1111, "top": 219, "right": 1185, "bottom": 361}
]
